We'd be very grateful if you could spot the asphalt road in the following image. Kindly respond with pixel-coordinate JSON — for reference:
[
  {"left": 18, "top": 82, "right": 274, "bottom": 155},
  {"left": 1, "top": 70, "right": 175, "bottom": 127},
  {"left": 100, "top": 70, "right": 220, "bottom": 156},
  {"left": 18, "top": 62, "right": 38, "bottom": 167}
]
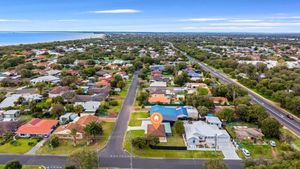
[{"left": 174, "top": 44, "right": 300, "bottom": 137}]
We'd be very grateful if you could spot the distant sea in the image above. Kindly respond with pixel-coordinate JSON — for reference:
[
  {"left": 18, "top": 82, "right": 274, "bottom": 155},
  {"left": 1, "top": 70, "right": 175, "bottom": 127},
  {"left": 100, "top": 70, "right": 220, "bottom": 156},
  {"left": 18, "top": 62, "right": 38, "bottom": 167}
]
[{"left": 0, "top": 32, "right": 98, "bottom": 46}]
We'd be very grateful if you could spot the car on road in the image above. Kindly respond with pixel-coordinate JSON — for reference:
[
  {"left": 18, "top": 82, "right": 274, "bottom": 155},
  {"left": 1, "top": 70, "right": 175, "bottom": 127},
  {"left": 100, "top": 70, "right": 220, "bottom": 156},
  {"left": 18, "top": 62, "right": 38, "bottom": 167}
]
[
  {"left": 270, "top": 140, "right": 276, "bottom": 147},
  {"left": 242, "top": 148, "right": 251, "bottom": 158},
  {"left": 286, "top": 114, "right": 294, "bottom": 120}
]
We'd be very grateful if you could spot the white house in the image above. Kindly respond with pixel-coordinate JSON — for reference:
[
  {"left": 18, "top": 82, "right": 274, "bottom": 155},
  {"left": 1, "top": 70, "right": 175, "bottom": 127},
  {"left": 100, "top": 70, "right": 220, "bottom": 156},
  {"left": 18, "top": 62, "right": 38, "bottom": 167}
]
[
  {"left": 0, "top": 94, "right": 22, "bottom": 109},
  {"left": 206, "top": 116, "right": 222, "bottom": 128},
  {"left": 30, "top": 75, "right": 60, "bottom": 84},
  {"left": 0, "top": 110, "right": 20, "bottom": 121},
  {"left": 75, "top": 101, "right": 100, "bottom": 115},
  {"left": 184, "top": 121, "right": 230, "bottom": 149}
]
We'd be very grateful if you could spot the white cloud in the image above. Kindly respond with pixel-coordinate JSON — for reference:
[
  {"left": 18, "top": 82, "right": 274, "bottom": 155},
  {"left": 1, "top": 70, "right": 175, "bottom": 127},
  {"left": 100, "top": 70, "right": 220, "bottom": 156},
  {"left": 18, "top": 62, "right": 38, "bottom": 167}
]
[
  {"left": 89, "top": 9, "right": 141, "bottom": 14},
  {"left": 180, "top": 18, "right": 227, "bottom": 22},
  {"left": 267, "top": 16, "right": 300, "bottom": 19},
  {"left": 0, "top": 19, "right": 29, "bottom": 22},
  {"left": 229, "top": 19, "right": 263, "bottom": 22},
  {"left": 210, "top": 22, "right": 300, "bottom": 27}
]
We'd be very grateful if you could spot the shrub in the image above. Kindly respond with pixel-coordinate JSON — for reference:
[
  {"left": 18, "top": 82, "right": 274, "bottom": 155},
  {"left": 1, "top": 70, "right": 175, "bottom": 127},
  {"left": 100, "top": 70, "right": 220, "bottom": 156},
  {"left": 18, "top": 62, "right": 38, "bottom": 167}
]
[
  {"left": 10, "top": 140, "right": 20, "bottom": 146},
  {"left": 28, "top": 141, "right": 35, "bottom": 147},
  {"left": 109, "top": 100, "right": 118, "bottom": 106},
  {"left": 4, "top": 160, "right": 22, "bottom": 169},
  {"left": 131, "top": 137, "right": 148, "bottom": 149},
  {"left": 49, "top": 136, "right": 60, "bottom": 148},
  {"left": 147, "top": 136, "right": 159, "bottom": 146}
]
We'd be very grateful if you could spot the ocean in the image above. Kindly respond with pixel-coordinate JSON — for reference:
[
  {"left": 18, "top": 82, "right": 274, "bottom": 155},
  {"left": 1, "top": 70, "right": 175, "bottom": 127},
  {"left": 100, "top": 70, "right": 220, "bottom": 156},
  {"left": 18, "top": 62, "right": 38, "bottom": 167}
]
[{"left": 0, "top": 32, "right": 98, "bottom": 46}]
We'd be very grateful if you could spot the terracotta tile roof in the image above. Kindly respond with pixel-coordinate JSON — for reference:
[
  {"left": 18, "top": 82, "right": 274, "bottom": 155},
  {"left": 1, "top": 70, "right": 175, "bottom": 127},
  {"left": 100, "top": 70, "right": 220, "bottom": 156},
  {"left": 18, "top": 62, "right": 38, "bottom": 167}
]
[
  {"left": 95, "top": 80, "right": 111, "bottom": 87},
  {"left": 147, "top": 124, "right": 166, "bottom": 137},
  {"left": 54, "top": 115, "right": 102, "bottom": 134},
  {"left": 210, "top": 97, "right": 229, "bottom": 104},
  {"left": 49, "top": 86, "right": 70, "bottom": 95},
  {"left": 76, "top": 115, "right": 102, "bottom": 126},
  {"left": 148, "top": 94, "right": 170, "bottom": 104},
  {"left": 16, "top": 118, "right": 58, "bottom": 135}
]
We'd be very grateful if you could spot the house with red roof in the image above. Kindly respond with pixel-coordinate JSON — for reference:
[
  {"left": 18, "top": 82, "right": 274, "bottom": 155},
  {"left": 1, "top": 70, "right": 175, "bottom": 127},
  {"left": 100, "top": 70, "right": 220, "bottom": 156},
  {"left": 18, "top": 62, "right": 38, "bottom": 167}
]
[
  {"left": 147, "top": 124, "right": 167, "bottom": 142},
  {"left": 53, "top": 115, "right": 102, "bottom": 140},
  {"left": 16, "top": 118, "right": 58, "bottom": 138}
]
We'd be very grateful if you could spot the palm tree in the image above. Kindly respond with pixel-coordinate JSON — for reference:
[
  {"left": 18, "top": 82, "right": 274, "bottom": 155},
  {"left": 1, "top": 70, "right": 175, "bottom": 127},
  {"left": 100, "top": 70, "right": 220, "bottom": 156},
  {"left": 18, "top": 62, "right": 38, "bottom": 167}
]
[
  {"left": 70, "top": 128, "right": 78, "bottom": 146},
  {"left": 84, "top": 121, "right": 103, "bottom": 143}
]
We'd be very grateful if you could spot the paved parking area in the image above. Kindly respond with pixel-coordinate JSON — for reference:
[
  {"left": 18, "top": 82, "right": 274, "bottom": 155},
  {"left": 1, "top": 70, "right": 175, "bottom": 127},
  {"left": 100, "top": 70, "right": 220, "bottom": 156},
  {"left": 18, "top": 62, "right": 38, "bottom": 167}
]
[{"left": 219, "top": 142, "right": 240, "bottom": 160}]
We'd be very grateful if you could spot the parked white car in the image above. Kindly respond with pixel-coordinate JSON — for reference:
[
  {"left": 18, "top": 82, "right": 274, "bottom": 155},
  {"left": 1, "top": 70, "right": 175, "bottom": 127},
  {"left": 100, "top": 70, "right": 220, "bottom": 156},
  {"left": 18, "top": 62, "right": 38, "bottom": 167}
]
[
  {"left": 270, "top": 140, "right": 276, "bottom": 147},
  {"left": 242, "top": 148, "right": 251, "bottom": 157}
]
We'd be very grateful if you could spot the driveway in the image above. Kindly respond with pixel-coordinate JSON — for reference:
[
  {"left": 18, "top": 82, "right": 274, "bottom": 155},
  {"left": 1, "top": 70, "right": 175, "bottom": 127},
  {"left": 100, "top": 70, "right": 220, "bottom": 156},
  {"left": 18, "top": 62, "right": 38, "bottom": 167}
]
[
  {"left": 218, "top": 142, "right": 240, "bottom": 160},
  {"left": 25, "top": 138, "right": 48, "bottom": 155}
]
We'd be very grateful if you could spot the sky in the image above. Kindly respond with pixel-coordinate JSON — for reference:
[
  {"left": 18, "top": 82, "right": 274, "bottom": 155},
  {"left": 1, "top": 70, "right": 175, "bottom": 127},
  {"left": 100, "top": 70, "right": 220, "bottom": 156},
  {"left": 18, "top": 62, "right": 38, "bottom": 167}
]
[{"left": 1, "top": 0, "right": 300, "bottom": 32}]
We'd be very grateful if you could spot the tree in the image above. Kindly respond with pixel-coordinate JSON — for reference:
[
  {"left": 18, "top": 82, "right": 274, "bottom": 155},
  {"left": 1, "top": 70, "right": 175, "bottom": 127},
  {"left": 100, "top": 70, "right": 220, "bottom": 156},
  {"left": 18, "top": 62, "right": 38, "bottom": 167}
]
[
  {"left": 131, "top": 137, "right": 148, "bottom": 149},
  {"left": 117, "top": 80, "right": 126, "bottom": 89},
  {"left": 197, "top": 87, "right": 209, "bottom": 95},
  {"left": 261, "top": 117, "right": 281, "bottom": 138},
  {"left": 216, "top": 108, "right": 234, "bottom": 122},
  {"left": 136, "top": 91, "right": 149, "bottom": 106},
  {"left": 35, "top": 82, "right": 47, "bottom": 94},
  {"left": 49, "top": 136, "right": 60, "bottom": 148},
  {"left": 197, "top": 106, "right": 209, "bottom": 117},
  {"left": 203, "top": 159, "right": 228, "bottom": 169},
  {"left": 84, "top": 121, "right": 103, "bottom": 142},
  {"left": 68, "top": 149, "right": 98, "bottom": 169},
  {"left": 174, "top": 121, "right": 185, "bottom": 135},
  {"left": 186, "top": 94, "right": 214, "bottom": 108},
  {"left": 71, "top": 128, "right": 78, "bottom": 146},
  {"left": 4, "top": 160, "right": 22, "bottom": 169},
  {"left": 51, "top": 103, "right": 65, "bottom": 116},
  {"left": 74, "top": 105, "right": 84, "bottom": 114},
  {"left": 147, "top": 136, "right": 160, "bottom": 146},
  {"left": 174, "top": 73, "right": 189, "bottom": 86}
]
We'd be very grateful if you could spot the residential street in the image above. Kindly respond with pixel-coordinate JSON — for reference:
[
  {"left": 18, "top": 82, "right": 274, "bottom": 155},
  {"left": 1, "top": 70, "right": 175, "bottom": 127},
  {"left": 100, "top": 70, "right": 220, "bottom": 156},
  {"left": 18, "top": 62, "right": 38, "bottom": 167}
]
[{"left": 0, "top": 71, "right": 244, "bottom": 169}]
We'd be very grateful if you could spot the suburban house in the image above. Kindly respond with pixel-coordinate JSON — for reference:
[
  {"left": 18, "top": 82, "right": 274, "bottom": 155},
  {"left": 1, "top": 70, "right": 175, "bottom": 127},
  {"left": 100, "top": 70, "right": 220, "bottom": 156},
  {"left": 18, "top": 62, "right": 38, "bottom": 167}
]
[
  {"left": 184, "top": 121, "right": 230, "bottom": 149},
  {"left": 234, "top": 127, "right": 264, "bottom": 142},
  {"left": 49, "top": 86, "right": 70, "bottom": 98},
  {"left": 150, "top": 65, "right": 165, "bottom": 71},
  {"left": 0, "top": 94, "right": 22, "bottom": 109},
  {"left": 148, "top": 94, "right": 171, "bottom": 104},
  {"left": 150, "top": 105, "right": 188, "bottom": 122},
  {"left": 0, "top": 110, "right": 20, "bottom": 121},
  {"left": 54, "top": 115, "right": 102, "bottom": 140},
  {"left": 59, "top": 113, "right": 79, "bottom": 124},
  {"left": 205, "top": 116, "right": 223, "bottom": 128},
  {"left": 75, "top": 101, "right": 100, "bottom": 115},
  {"left": 30, "top": 75, "right": 60, "bottom": 84},
  {"left": 210, "top": 97, "right": 229, "bottom": 105},
  {"left": 16, "top": 118, "right": 58, "bottom": 138},
  {"left": 150, "top": 81, "right": 167, "bottom": 88},
  {"left": 150, "top": 105, "right": 199, "bottom": 122},
  {"left": 147, "top": 124, "right": 167, "bottom": 142}
]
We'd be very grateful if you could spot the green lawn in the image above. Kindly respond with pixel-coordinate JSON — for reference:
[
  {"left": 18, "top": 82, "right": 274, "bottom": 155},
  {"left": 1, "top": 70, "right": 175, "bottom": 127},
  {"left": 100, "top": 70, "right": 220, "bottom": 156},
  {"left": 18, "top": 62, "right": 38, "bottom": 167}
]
[
  {"left": 124, "top": 130, "right": 223, "bottom": 158},
  {"left": 128, "top": 112, "right": 149, "bottom": 126},
  {"left": 18, "top": 115, "right": 33, "bottom": 122},
  {"left": 240, "top": 141, "right": 272, "bottom": 159},
  {"left": 158, "top": 128, "right": 185, "bottom": 146},
  {"left": 0, "top": 165, "right": 44, "bottom": 169},
  {"left": 0, "top": 138, "right": 38, "bottom": 154},
  {"left": 37, "top": 122, "right": 115, "bottom": 155}
]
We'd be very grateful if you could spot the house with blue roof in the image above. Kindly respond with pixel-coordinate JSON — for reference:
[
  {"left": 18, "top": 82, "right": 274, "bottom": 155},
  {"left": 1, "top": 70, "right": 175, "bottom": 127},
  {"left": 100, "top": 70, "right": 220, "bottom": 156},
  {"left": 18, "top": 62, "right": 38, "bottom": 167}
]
[{"left": 150, "top": 105, "right": 188, "bottom": 122}]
